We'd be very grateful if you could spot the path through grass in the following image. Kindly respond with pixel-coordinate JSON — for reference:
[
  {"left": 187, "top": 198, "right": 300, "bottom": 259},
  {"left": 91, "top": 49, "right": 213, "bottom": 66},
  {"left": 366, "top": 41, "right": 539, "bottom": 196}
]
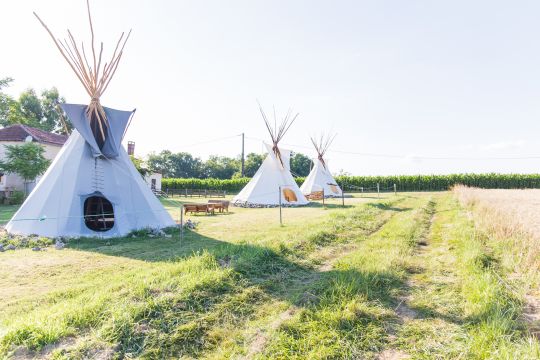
[{"left": 1, "top": 193, "right": 539, "bottom": 359}]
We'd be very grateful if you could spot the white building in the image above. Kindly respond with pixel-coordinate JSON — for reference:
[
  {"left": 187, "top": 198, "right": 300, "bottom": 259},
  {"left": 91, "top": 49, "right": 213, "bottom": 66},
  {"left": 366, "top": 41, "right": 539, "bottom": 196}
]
[
  {"left": 144, "top": 172, "right": 162, "bottom": 192},
  {"left": 0, "top": 124, "right": 67, "bottom": 195}
]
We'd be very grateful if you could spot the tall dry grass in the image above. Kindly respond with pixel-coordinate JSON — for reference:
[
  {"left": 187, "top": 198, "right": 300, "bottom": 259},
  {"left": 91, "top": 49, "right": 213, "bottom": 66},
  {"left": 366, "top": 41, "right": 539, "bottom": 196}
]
[{"left": 453, "top": 185, "right": 540, "bottom": 286}]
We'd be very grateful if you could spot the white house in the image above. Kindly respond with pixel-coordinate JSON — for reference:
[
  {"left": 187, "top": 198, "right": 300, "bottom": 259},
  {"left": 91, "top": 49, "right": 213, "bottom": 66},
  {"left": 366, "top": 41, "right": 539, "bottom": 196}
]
[
  {"left": 0, "top": 124, "right": 67, "bottom": 195},
  {"left": 144, "top": 172, "right": 162, "bottom": 192}
]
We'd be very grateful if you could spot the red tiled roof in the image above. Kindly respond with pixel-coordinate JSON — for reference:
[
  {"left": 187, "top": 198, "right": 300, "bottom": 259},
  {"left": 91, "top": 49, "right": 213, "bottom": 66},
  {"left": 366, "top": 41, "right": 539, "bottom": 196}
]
[{"left": 0, "top": 124, "right": 67, "bottom": 146}]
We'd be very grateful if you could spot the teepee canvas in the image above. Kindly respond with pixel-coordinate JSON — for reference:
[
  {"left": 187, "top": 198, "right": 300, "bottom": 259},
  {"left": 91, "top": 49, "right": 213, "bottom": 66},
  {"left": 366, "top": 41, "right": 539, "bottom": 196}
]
[
  {"left": 6, "top": 2, "right": 175, "bottom": 238},
  {"left": 300, "top": 135, "right": 342, "bottom": 198},
  {"left": 232, "top": 105, "right": 308, "bottom": 207}
]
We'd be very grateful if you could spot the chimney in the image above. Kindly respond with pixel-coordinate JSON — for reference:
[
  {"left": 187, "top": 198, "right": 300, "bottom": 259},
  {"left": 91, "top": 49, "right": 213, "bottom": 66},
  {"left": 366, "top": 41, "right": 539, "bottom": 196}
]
[{"left": 127, "top": 141, "right": 135, "bottom": 156}]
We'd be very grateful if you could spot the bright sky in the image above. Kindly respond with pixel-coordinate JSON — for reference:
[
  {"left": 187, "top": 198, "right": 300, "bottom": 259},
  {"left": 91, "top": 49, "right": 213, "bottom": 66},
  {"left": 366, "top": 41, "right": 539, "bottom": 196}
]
[{"left": 2, "top": 0, "right": 540, "bottom": 175}]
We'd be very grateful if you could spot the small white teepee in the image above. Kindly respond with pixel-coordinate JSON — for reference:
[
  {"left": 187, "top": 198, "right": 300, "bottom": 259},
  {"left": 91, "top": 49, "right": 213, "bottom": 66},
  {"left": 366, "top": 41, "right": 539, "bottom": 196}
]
[
  {"left": 300, "top": 135, "right": 343, "bottom": 198},
  {"left": 232, "top": 105, "right": 308, "bottom": 207},
  {"left": 6, "top": 1, "right": 175, "bottom": 238}
]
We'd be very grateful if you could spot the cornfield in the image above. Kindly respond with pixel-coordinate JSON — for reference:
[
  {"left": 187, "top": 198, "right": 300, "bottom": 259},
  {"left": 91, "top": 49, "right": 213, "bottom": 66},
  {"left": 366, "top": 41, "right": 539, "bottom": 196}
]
[{"left": 161, "top": 173, "right": 540, "bottom": 193}]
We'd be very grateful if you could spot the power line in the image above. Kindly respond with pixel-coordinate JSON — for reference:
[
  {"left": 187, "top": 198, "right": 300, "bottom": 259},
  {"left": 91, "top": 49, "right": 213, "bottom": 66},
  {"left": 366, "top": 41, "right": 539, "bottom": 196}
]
[
  {"left": 176, "top": 134, "right": 241, "bottom": 150},
  {"left": 245, "top": 135, "right": 540, "bottom": 161}
]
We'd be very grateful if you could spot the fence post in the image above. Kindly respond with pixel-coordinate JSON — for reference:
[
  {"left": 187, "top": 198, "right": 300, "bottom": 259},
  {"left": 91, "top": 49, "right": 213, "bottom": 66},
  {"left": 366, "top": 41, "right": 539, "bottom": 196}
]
[
  {"left": 185, "top": 188, "right": 188, "bottom": 197},
  {"left": 377, "top": 183, "right": 380, "bottom": 198},
  {"left": 394, "top": 183, "right": 397, "bottom": 195},
  {"left": 322, "top": 188, "right": 325, "bottom": 208},
  {"left": 341, "top": 183, "right": 345, "bottom": 207},
  {"left": 361, "top": 187, "right": 363, "bottom": 197},
  {"left": 179, "top": 204, "right": 184, "bottom": 242},
  {"left": 278, "top": 186, "right": 283, "bottom": 226},
  {"left": 205, "top": 189, "right": 207, "bottom": 198}
]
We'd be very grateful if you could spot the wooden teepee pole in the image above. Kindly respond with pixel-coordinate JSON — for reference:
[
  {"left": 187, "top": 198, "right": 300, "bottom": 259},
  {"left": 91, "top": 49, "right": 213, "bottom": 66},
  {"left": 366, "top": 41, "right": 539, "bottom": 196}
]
[{"left": 34, "top": 0, "right": 131, "bottom": 141}]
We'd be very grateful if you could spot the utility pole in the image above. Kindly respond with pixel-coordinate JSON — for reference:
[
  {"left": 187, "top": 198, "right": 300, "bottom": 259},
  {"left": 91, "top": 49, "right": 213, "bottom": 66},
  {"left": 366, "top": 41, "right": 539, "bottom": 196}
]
[{"left": 241, "top": 133, "right": 245, "bottom": 177}]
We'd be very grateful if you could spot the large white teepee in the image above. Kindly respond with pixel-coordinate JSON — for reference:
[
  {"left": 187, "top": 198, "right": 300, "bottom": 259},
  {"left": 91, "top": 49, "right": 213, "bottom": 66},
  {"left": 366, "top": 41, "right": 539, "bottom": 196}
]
[
  {"left": 6, "top": 1, "right": 175, "bottom": 237},
  {"left": 300, "top": 135, "right": 343, "bottom": 198},
  {"left": 232, "top": 105, "right": 308, "bottom": 207}
]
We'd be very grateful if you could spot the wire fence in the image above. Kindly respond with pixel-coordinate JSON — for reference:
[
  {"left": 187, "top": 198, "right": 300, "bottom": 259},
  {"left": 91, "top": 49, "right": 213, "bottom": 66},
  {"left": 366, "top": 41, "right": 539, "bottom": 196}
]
[{"left": 342, "top": 182, "right": 397, "bottom": 197}]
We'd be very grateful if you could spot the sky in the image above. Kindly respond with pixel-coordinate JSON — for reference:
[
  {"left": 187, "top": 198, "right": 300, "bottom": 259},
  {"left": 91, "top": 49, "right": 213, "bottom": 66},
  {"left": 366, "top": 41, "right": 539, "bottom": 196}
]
[{"left": 2, "top": 0, "right": 540, "bottom": 175}]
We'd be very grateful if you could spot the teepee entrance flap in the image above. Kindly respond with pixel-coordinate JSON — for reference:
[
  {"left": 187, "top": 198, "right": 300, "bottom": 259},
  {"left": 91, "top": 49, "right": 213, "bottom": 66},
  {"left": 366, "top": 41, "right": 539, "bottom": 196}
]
[
  {"left": 101, "top": 106, "right": 134, "bottom": 158},
  {"left": 61, "top": 103, "right": 134, "bottom": 158},
  {"left": 62, "top": 103, "right": 101, "bottom": 157}
]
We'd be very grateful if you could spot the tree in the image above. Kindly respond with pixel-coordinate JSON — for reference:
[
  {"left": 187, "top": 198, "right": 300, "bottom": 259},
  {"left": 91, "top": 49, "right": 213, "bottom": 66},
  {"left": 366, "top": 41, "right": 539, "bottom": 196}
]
[
  {"left": 147, "top": 150, "right": 203, "bottom": 178},
  {"left": 130, "top": 155, "right": 148, "bottom": 176},
  {"left": 203, "top": 155, "right": 239, "bottom": 179},
  {"left": 41, "top": 88, "right": 70, "bottom": 134},
  {"left": 147, "top": 150, "right": 172, "bottom": 177},
  {"left": 238, "top": 152, "right": 265, "bottom": 178},
  {"left": 290, "top": 152, "right": 312, "bottom": 177},
  {"left": 0, "top": 142, "right": 51, "bottom": 195},
  {"left": 169, "top": 152, "right": 204, "bottom": 178},
  {"left": 0, "top": 78, "right": 68, "bottom": 134},
  {"left": 0, "top": 77, "right": 16, "bottom": 125}
]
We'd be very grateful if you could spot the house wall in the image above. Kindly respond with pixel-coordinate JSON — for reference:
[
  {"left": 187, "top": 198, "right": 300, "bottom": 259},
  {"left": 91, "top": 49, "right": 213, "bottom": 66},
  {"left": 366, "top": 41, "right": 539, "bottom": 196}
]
[
  {"left": 144, "top": 173, "right": 162, "bottom": 192},
  {"left": 0, "top": 141, "right": 63, "bottom": 193}
]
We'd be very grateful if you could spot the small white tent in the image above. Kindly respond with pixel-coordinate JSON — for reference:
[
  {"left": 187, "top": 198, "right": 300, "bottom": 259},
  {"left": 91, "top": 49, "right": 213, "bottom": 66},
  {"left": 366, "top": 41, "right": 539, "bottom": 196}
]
[
  {"left": 7, "top": 2, "right": 175, "bottom": 237},
  {"left": 300, "top": 135, "right": 342, "bottom": 198},
  {"left": 232, "top": 104, "right": 308, "bottom": 207}
]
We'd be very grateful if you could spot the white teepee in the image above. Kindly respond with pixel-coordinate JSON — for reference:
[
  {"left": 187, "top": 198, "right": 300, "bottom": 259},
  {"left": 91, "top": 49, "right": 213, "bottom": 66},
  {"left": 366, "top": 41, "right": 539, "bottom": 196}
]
[
  {"left": 300, "top": 135, "right": 342, "bottom": 198},
  {"left": 232, "top": 105, "right": 308, "bottom": 207},
  {"left": 6, "top": 2, "right": 175, "bottom": 238}
]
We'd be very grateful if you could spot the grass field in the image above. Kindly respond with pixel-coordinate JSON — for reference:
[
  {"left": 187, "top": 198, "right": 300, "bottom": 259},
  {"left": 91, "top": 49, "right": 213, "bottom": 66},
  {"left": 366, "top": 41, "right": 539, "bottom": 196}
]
[{"left": 0, "top": 191, "right": 539, "bottom": 359}]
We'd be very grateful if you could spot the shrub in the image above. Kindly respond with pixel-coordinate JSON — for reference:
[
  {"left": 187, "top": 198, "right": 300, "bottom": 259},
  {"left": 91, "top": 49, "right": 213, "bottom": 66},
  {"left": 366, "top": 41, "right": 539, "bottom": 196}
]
[
  {"left": 162, "top": 173, "right": 540, "bottom": 194},
  {"left": 9, "top": 191, "right": 25, "bottom": 205}
]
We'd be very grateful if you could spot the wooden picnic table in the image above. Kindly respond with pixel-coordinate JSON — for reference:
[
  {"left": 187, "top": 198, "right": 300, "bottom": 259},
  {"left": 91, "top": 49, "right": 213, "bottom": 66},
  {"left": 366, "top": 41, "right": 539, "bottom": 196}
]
[
  {"left": 184, "top": 204, "right": 215, "bottom": 215},
  {"left": 208, "top": 200, "right": 230, "bottom": 213}
]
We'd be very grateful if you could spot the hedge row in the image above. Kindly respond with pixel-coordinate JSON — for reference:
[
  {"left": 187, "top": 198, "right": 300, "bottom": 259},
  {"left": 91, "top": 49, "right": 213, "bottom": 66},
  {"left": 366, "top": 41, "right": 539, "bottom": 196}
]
[
  {"left": 162, "top": 173, "right": 540, "bottom": 193},
  {"left": 334, "top": 173, "right": 540, "bottom": 192}
]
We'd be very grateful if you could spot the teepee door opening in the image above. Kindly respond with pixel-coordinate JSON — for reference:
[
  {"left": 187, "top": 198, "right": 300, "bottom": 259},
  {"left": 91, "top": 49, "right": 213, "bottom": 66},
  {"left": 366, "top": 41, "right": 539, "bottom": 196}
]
[
  {"left": 84, "top": 194, "right": 115, "bottom": 232},
  {"left": 89, "top": 111, "right": 108, "bottom": 149}
]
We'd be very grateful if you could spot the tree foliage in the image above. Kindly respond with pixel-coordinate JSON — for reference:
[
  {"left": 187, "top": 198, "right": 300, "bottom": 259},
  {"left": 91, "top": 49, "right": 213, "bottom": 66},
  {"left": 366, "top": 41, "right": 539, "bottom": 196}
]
[
  {"left": 241, "top": 153, "right": 265, "bottom": 177},
  {"left": 146, "top": 150, "right": 309, "bottom": 180},
  {"left": 147, "top": 151, "right": 203, "bottom": 178},
  {"left": 0, "top": 142, "right": 51, "bottom": 183},
  {"left": 0, "top": 77, "right": 69, "bottom": 134},
  {"left": 203, "top": 155, "right": 239, "bottom": 179},
  {"left": 130, "top": 155, "right": 148, "bottom": 176},
  {"left": 0, "top": 77, "right": 15, "bottom": 124},
  {"left": 290, "top": 152, "right": 312, "bottom": 177}
]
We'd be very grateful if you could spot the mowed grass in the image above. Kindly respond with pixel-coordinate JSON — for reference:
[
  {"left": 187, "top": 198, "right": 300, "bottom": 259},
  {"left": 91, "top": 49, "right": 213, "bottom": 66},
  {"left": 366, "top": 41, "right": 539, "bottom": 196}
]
[{"left": 0, "top": 192, "right": 539, "bottom": 359}]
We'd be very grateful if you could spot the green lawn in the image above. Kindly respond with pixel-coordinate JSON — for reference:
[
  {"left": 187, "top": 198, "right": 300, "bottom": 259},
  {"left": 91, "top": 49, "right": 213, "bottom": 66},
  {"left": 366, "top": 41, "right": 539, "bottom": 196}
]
[
  {"left": 0, "top": 193, "right": 538, "bottom": 359},
  {"left": 0, "top": 205, "right": 20, "bottom": 226}
]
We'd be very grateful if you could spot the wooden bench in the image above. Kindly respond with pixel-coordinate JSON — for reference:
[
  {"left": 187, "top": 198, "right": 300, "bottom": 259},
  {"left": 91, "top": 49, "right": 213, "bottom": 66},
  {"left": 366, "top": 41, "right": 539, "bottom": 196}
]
[
  {"left": 208, "top": 200, "right": 230, "bottom": 213},
  {"left": 184, "top": 204, "right": 215, "bottom": 215}
]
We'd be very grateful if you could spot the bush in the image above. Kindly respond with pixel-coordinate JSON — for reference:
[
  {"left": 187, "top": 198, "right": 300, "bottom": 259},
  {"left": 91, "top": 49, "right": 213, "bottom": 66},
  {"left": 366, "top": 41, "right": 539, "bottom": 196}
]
[
  {"left": 334, "top": 173, "right": 540, "bottom": 192},
  {"left": 162, "top": 173, "right": 540, "bottom": 194},
  {"left": 9, "top": 191, "right": 25, "bottom": 205}
]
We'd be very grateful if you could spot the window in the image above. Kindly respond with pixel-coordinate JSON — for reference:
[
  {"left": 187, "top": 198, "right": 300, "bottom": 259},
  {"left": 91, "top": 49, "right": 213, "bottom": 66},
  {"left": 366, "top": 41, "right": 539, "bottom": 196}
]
[{"left": 84, "top": 195, "right": 114, "bottom": 231}]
